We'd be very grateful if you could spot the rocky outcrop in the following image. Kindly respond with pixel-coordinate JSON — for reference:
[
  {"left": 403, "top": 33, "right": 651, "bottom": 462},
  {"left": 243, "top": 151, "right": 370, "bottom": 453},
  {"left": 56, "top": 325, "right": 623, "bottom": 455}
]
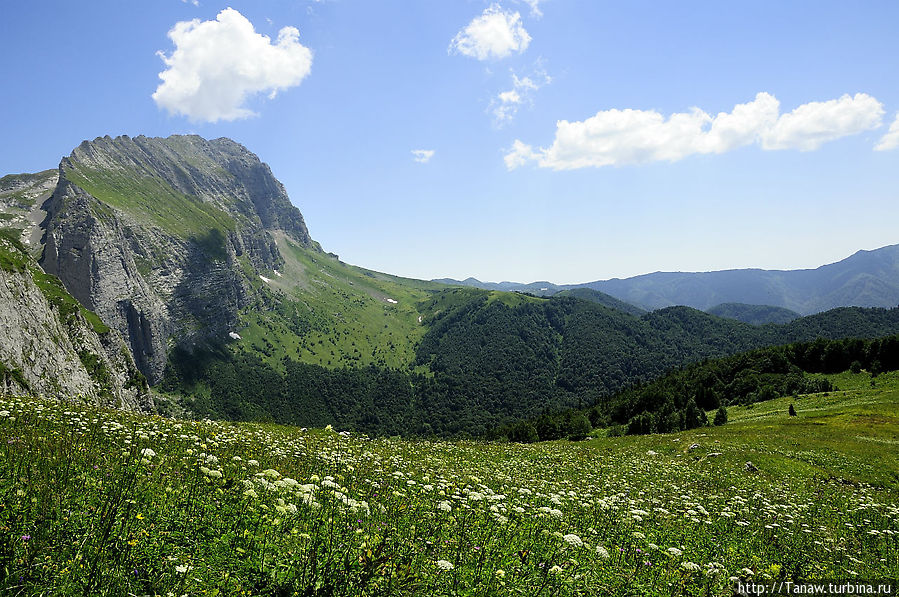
[
  {"left": 0, "top": 235, "right": 151, "bottom": 409},
  {"left": 38, "top": 134, "right": 317, "bottom": 383}
]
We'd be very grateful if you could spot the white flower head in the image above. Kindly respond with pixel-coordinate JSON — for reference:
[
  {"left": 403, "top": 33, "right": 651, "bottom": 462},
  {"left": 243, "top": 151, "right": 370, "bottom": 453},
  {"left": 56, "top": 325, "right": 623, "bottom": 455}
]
[{"left": 436, "top": 559, "right": 454, "bottom": 571}]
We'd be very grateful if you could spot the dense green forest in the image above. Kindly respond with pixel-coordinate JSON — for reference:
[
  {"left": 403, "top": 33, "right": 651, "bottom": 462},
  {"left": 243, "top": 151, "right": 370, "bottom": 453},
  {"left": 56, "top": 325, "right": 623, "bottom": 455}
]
[
  {"left": 498, "top": 334, "right": 899, "bottom": 441},
  {"left": 705, "top": 302, "right": 801, "bottom": 325},
  {"left": 165, "top": 290, "right": 899, "bottom": 437}
]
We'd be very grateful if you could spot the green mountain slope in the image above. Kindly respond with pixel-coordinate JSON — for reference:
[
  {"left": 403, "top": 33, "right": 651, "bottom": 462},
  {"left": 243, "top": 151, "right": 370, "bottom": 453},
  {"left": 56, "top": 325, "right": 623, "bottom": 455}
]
[
  {"left": 552, "top": 287, "right": 646, "bottom": 316},
  {"left": 706, "top": 302, "right": 800, "bottom": 325},
  {"left": 233, "top": 232, "right": 445, "bottom": 370}
]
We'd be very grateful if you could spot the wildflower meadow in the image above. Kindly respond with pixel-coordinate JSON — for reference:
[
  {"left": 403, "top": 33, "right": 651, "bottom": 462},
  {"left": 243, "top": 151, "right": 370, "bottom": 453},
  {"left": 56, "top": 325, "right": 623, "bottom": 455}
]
[{"left": 0, "top": 371, "right": 897, "bottom": 595}]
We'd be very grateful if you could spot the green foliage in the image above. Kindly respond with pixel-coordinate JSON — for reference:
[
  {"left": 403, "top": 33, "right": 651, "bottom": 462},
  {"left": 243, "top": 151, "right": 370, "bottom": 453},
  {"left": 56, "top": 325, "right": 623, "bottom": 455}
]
[
  {"left": 0, "top": 360, "right": 31, "bottom": 392},
  {"left": 714, "top": 405, "right": 728, "bottom": 426},
  {"left": 77, "top": 350, "right": 115, "bottom": 400},
  {"left": 707, "top": 303, "right": 801, "bottom": 325},
  {"left": 506, "top": 421, "right": 539, "bottom": 443},
  {"left": 553, "top": 287, "right": 647, "bottom": 316},
  {"left": 566, "top": 414, "right": 592, "bottom": 441},
  {"left": 0, "top": 229, "right": 28, "bottom": 273}
]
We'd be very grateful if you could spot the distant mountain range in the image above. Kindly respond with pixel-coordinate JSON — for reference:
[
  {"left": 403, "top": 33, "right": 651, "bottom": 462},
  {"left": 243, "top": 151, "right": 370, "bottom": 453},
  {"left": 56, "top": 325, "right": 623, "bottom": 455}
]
[{"left": 436, "top": 243, "right": 899, "bottom": 316}]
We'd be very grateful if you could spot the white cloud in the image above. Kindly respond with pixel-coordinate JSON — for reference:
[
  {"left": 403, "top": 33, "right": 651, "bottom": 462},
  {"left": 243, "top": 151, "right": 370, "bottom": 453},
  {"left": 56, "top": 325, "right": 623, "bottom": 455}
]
[
  {"left": 449, "top": 4, "right": 531, "bottom": 61},
  {"left": 518, "top": 0, "right": 543, "bottom": 18},
  {"left": 874, "top": 113, "right": 899, "bottom": 151},
  {"left": 153, "top": 8, "right": 313, "bottom": 122},
  {"left": 762, "top": 94, "right": 884, "bottom": 151},
  {"left": 506, "top": 92, "right": 885, "bottom": 170},
  {"left": 412, "top": 149, "right": 435, "bottom": 163},
  {"left": 491, "top": 68, "right": 551, "bottom": 125}
]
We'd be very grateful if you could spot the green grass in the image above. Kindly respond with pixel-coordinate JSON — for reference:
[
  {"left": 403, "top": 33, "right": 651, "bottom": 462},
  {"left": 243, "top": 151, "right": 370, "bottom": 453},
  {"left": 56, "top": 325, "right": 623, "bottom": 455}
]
[
  {"left": 1, "top": 374, "right": 896, "bottom": 595},
  {"left": 64, "top": 163, "right": 236, "bottom": 240},
  {"left": 232, "top": 234, "right": 451, "bottom": 371}
]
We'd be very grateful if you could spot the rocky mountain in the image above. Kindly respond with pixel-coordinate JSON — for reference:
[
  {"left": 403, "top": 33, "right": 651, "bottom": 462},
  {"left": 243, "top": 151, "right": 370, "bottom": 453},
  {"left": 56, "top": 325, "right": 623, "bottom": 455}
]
[
  {"left": 438, "top": 243, "right": 899, "bottom": 315},
  {"left": 0, "top": 229, "right": 150, "bottom": 408},
  {"left": 38, "top": 135, "right": 316, "bottom": 383}
]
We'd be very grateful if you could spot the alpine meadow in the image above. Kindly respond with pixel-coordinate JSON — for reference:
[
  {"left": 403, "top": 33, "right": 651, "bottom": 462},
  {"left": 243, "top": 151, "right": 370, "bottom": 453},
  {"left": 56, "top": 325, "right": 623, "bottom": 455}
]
[{"left": 2, "top": 2, "right": 899, "bottom": 596}]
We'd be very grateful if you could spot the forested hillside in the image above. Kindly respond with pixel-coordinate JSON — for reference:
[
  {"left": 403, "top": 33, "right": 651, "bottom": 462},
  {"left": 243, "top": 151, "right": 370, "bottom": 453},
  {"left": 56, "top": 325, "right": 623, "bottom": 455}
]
[
  {"left": 498, "top": 334, "right": 899, "bottom": 442},
  {"left": 706, "top": 302, "right": 800, "bottom": 325},
  {"left": 167, "top": 288, "right": 899, "bottom": 437}
]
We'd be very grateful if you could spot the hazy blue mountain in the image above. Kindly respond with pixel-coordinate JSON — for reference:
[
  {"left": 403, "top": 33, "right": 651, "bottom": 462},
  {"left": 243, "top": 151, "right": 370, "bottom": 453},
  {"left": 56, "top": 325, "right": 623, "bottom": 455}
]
[
  {"left": 438, "top": 244, "right": 899, "bottom": 315},
  {"left": 584, "top": 245, "right": 899, "bottom": 314}
]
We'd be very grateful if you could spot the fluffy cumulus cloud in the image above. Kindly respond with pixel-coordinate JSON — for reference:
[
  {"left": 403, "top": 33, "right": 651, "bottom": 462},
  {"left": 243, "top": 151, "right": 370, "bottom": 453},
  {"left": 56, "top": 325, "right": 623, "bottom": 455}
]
[
  {"left": 506, "top": 92, "right": 885, "bottom": 170},
  {"left": 449, "top": 4, "right": 531, "bottom": 61},
  {"left": 492, "top": 69, "right": 551, "bottom": 125},
  {"left": 762, "top": 94, "right": 884, "bottom": 151},
  {"left": 411, "top": 149, "right": 435, "bottom": 164},
  {"left": 153, "top": 8, "right": 313, "bottom": 122},
  {"left": 874, "top": 113, "right": 899, "bottom": 151}
]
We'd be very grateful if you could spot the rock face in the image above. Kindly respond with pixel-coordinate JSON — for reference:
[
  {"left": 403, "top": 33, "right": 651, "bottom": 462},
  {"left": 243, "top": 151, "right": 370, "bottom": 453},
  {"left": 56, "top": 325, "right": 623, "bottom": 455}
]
[
  {"left": 39, "top": 135, "right": 316, "bottom": 383},
  {"left": 0, "top": 235, "right": 151, "bottom": 409}
]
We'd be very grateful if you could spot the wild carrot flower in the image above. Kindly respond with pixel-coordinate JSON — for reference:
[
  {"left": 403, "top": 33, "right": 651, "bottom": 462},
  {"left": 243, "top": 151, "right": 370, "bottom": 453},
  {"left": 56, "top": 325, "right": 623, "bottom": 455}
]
[
  {"left": 436, "top": 560, "right": 454, "bottom": 571},
  {"left": 562, "top": 534, "right": 583, "bottom": 548}
]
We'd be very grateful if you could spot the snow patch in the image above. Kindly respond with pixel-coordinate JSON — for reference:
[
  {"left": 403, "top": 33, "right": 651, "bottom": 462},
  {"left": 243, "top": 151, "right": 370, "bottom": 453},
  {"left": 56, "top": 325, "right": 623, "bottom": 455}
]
[
  {"left": 259, "top": 275, "right": 271, "bottom": 283},
  {"left": 228, "top": 332, "right": 242, "bottom": 340},
  {"left": 273, "top": 270, "right": 283, "bottom": 277},
  {"left": 386, "top": 298, "right": 398, "bottom": 304}
]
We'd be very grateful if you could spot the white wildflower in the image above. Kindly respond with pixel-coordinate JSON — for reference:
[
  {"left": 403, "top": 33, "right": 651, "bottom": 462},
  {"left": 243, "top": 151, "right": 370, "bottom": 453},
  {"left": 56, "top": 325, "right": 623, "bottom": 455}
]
[
  {"left": 436, "top": 559, "right": 454, "bottom": 571},
  {"left": 562, "top": 533, "right": 583, "bottom": 548}
]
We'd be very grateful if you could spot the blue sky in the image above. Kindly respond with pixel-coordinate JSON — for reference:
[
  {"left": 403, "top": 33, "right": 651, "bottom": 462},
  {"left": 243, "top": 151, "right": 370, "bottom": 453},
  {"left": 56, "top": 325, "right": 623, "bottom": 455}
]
[{"left": 2, "top": 1, "right": 897, "bottom": 283}]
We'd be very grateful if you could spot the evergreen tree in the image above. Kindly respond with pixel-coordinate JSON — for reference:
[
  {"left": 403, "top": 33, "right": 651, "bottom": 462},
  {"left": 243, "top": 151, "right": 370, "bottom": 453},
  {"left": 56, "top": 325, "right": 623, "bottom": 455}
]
[
  {"left": 713, "top": 405, "right": 728, "bottom": 426},
  {"left": 788, "top": 403, "right": 797, "bottom": 417},
  {"left": 568, "top": 414, "right": 592, "bottom": 441}
]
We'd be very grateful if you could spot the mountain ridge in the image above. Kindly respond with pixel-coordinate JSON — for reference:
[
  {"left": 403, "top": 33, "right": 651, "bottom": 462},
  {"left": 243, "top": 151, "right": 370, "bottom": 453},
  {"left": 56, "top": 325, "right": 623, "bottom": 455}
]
[{"left": 437, "top": 243, "right": 899, "bottom": 315}]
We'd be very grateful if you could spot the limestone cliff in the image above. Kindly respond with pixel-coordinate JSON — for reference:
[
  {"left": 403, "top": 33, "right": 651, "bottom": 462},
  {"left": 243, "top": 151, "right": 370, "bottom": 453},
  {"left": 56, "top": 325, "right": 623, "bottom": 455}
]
[
  {"left": 39, "top": 134, "right": 316, "bottom": 383},
  {"left": 0, "top": 232, "right": 151, "bottom": 409}
]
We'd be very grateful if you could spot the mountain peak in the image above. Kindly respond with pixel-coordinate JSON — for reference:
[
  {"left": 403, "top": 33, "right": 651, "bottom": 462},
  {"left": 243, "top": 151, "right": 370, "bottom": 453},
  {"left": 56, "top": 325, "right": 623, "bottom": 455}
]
[
  {"left": 39, "top": 133, "right": 318, "bottom": 382},
  {"left": 63, "top": 134, "right": 312, "bottom": 246}
]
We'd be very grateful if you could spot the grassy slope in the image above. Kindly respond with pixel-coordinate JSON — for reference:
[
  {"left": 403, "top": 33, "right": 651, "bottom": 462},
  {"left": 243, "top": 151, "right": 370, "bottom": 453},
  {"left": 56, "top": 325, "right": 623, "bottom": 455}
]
[
  {"left": 1, "top": 372, "right": 896, "bottom": 595},
  {"left": 64, "top": 163, "right": 237, "bottom": 239},
  {"left": 235, "top": 233, "right": 452, "bottom": 371},
  {"left": 606, "top": 370, "right": 899, "bottom": 489}
]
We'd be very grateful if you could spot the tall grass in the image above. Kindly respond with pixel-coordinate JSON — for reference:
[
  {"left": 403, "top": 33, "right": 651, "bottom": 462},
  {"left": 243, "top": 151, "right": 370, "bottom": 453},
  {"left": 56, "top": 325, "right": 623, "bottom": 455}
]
[{"left": 0, "top": 378, "right": 897, "bottom": 595}]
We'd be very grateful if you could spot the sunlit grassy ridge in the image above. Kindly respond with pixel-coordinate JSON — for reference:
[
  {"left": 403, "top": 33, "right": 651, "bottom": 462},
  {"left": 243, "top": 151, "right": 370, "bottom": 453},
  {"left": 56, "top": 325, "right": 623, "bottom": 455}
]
[
  {"left": 64, "top": 163, "right": 238, "bottom": 241},
  {"left": 1, "top": 373, "right": 896, "bottom": 595},
  {"left": 235, "top": 233, "right": 447, "bottom": 371}
]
